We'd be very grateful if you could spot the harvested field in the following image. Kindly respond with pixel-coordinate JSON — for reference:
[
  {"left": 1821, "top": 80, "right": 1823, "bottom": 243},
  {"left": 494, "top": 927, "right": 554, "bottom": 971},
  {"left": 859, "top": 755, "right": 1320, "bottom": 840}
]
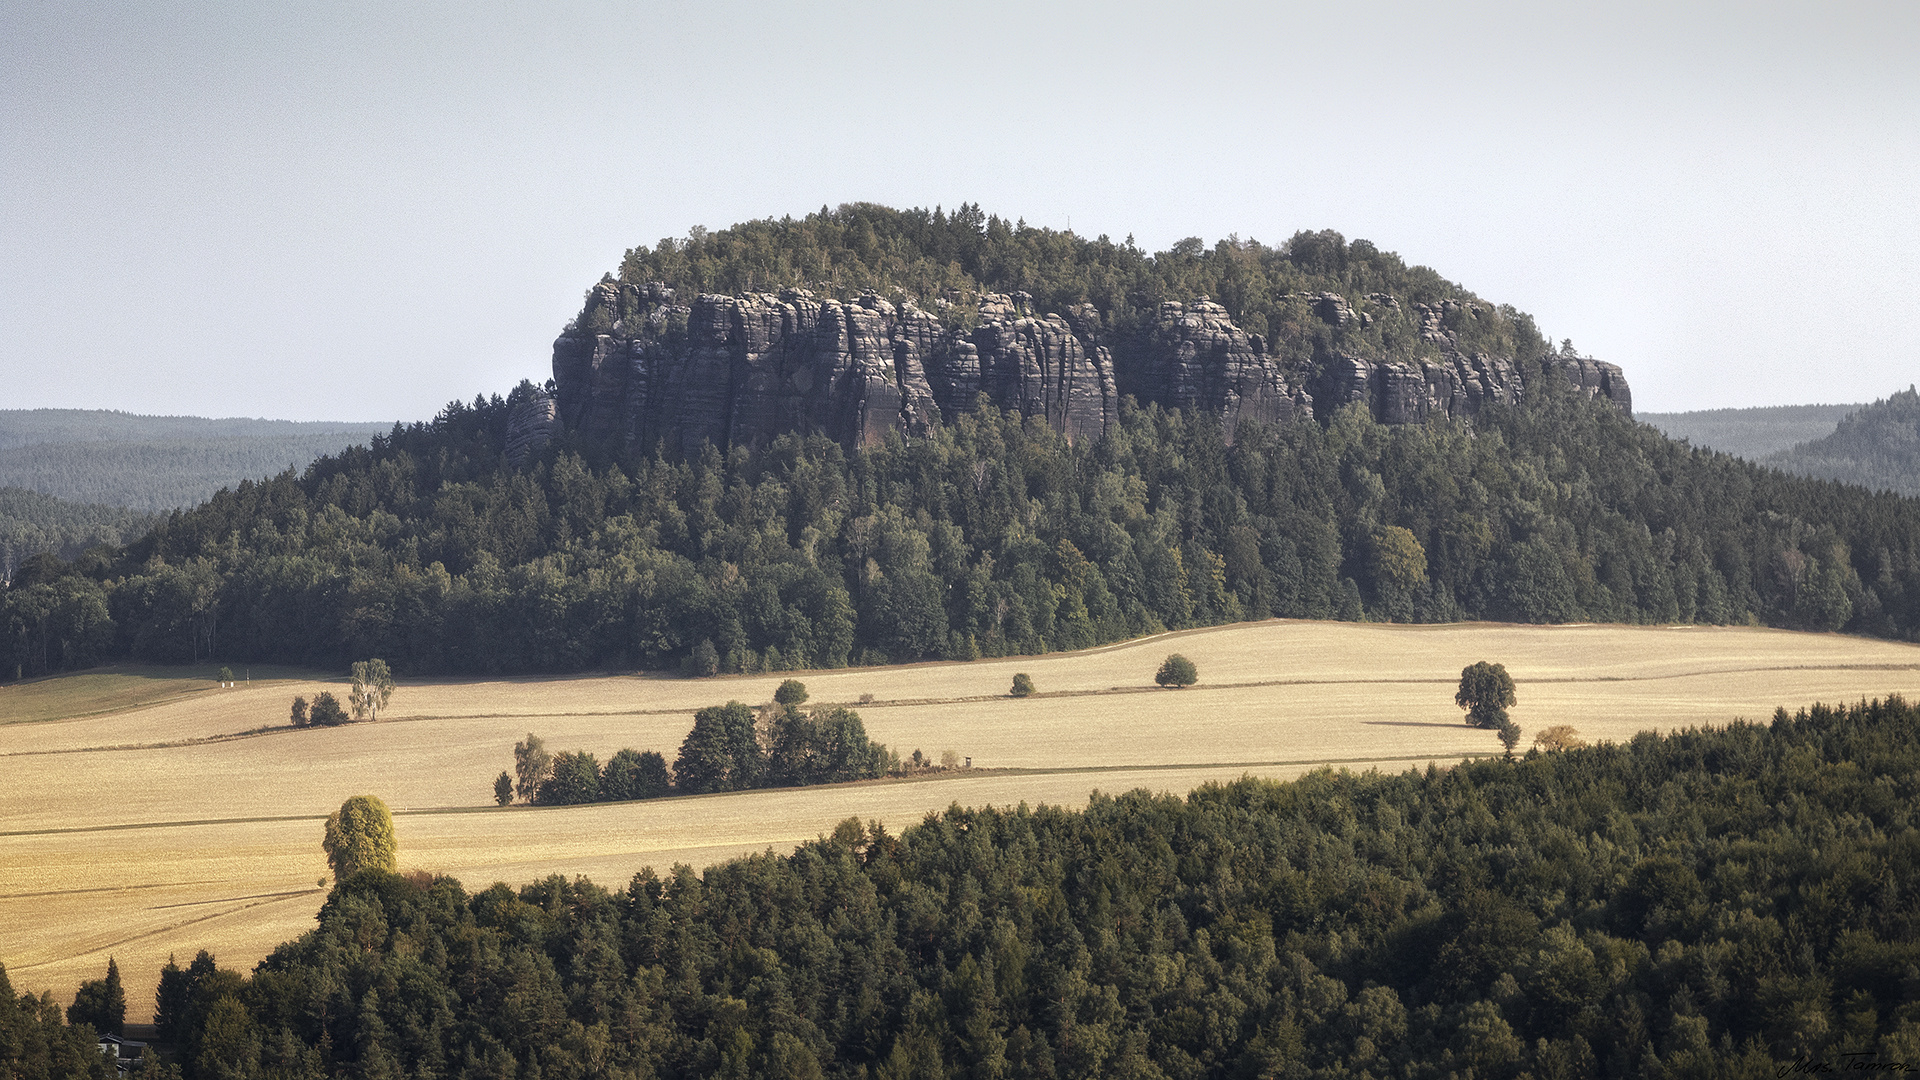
[{"left": 4, "top": 619, "right": 1918, "bottom": 1017}]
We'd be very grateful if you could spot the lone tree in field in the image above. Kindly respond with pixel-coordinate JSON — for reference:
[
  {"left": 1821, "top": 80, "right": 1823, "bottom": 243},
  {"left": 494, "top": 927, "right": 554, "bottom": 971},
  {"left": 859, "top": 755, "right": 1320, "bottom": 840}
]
[
  {"left": 774, "top": 679, "right": 809, "bottom": 706},
  {"left": 493, "top": 771, "right": 513, "bottom": 806},
  {"left": 1010, "top": 672, "right": 1036, "bottom": 697},
  {"left": 322, "top": 794, "right": 397, "bottom": 881},
  {"left": 289, "top": 696, "right": 309, "bottom": 727},
  {"left": 514, "top": 733, "right": 552, "bottom": 803},
  {"left": 1156, "top": 654, "right": 1199, "bottom": 688},
  {"left": 349, "top": 658, "right": 395, "bottom": 722},
  {"left": 1455, "top": 661, "right": 1516, "bottom": 729}
]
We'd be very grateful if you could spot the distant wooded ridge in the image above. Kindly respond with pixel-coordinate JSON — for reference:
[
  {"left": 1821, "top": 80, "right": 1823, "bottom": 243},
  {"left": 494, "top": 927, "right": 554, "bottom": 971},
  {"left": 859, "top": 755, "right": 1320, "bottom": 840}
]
[
  {"left": 1639, "top": 402, "right": 1864, "bottom": 460},
  {"left": 0, "top": 409, "right": 392, "bottom": 512},
  {"left": 1642, "top": 388, "right": 1919, "bottom": 496}
]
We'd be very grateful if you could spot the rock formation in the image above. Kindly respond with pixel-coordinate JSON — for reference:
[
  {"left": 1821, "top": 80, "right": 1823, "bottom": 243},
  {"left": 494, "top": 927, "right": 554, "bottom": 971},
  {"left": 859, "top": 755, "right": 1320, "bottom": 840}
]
[
  {"left": 541, "top": 281, "right": 1630, "bottom": 457},
  {"left": 503, "top": 387, "right": 558, "bottom": 466}
]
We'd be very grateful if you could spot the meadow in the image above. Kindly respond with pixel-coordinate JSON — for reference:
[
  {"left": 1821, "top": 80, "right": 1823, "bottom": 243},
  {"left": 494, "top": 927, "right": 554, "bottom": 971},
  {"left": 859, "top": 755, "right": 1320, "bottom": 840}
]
[{"left": 4, "top": 618, "right": 1918, "bottom": 1023}]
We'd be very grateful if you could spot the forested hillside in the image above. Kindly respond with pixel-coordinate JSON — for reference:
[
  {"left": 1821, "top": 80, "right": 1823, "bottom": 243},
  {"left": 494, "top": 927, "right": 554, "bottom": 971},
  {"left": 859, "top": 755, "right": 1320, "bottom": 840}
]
[
  {"left": 1764, "top": 387, "right": 1920, "bottom": 496},
  {"left": 137, "top": 695, "right": 1920, "bottom": 1079},
  {"left": 0, "top": 487, "right": 153, "bottom": 585},
  {"left": 4, "top": 378, "right": 1917, "bottom": 682}
]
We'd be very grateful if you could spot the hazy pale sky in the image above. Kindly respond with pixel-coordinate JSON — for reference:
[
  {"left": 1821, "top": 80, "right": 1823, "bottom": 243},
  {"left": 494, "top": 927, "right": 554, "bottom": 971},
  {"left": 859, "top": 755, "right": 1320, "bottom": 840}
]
[{"left": 4, "top": 1, "right": 1916, "bottom": 421}]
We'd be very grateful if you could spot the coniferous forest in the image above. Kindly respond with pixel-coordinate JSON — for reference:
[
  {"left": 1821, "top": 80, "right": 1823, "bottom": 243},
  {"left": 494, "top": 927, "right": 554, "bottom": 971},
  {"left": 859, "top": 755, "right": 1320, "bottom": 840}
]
[{"left": 11, "top": 695, "right": 1907, "bottom": 1080}]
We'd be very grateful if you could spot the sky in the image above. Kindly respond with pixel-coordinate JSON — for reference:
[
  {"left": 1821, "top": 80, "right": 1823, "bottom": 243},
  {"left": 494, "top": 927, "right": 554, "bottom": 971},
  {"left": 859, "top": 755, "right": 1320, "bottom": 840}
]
[{"left": 3, "top": 0, "right": 1916, "bottom": 422}]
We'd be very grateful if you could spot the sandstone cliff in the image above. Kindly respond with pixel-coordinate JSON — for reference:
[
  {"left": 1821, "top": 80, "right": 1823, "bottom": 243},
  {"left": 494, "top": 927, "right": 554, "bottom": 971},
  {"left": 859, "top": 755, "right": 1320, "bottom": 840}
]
[{"left": 525, "top": 280, "right": 1630, "bottom": 458}]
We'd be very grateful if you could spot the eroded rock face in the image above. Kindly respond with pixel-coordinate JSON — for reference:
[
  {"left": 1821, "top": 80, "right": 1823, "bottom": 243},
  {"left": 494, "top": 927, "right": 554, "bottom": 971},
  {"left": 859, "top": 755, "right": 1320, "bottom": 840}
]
[
  {"left": 547, "top": 282, "right": 1630, "bottom": 456},
  {"left": 1137, "top": 298, "right": 1312, "bottom": 440},
  {"left": 552, "top": 287, "right": 1118, "bottom": 457},
  {"left": 504, "top": 388, "right": 558, "bottom": 467}
]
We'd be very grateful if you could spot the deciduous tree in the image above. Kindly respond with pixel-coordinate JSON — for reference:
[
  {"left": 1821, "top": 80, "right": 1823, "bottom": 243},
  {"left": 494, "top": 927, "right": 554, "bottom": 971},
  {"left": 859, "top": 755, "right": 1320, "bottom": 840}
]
[
  {"left": 321, "top": 794, "right": 396, "bottom": 880},
  {"left": 513, "top": 733, "right": 551, "bottom": 802},
  {"left": 349, "top": 658, "right": 394, "bottom": 722},
  {"left": 1456, "top": 661, "right": 1516, "bottom": 729},
  {"left": 1156, "top": 654, "right": 1198, "bottom": 688}
]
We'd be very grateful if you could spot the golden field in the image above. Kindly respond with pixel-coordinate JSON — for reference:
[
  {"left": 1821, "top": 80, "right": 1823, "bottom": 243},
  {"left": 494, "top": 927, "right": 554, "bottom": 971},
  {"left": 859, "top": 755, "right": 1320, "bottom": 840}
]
[{"left": 4, "top": 619, "right": 1918, "bottom": 1020}]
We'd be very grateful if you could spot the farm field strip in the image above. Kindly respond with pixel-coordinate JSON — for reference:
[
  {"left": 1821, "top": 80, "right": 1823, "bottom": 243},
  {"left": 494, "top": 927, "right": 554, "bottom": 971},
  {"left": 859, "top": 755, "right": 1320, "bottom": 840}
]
[
  {"left": 5, "top": 620, "right": 1920, "bottom": 1015},
  {"left": 0, "top": 749, "right": 1506, "bottom": 838}
]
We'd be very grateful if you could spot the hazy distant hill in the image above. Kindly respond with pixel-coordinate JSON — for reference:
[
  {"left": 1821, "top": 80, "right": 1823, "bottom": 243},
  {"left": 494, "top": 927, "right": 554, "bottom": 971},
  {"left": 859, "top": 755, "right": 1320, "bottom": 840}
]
[
  {"left": 1638, "top": 402, "right": 1862, "bottom": 460},
  {"left": 0, "top": 409, "right": 393, "bottom": 512},
  {"left": 1763, "top": 387, "right": 1920, "bottom": 496}
]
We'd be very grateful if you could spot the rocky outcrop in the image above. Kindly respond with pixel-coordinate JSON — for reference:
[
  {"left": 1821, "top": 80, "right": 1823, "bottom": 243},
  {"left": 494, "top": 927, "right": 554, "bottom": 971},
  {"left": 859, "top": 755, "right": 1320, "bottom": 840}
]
[
  {"left": 504, "top": 387, "right": 558, "bottom": 466},
  {"left": 552, "top": 285, "right": 1116, "bottom": 457},
  {"left": 1137, "top": 299, "right": 1311, "bottom": 440},
  {"left": 547, "top": 282, "right": 1630, "bottom": 456}
]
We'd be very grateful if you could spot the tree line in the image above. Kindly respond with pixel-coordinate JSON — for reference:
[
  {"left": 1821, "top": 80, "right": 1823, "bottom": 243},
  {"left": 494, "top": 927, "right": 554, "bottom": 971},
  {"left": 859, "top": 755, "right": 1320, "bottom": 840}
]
[
  {"left": 5, "top": 377, "right": 1918, "bottom": 683},
  {"left": 43, "top": 693, "right": 1913, "bottom": 1078},
  {"left": 502, "top": 681, "right": 947, "bottom": 807}
]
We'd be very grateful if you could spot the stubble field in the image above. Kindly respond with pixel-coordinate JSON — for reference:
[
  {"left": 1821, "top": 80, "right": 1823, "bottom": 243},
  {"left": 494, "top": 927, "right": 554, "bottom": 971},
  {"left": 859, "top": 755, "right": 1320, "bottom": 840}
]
[{"left": 4, "top": 619, "right": 1918, "bottom": 1021}]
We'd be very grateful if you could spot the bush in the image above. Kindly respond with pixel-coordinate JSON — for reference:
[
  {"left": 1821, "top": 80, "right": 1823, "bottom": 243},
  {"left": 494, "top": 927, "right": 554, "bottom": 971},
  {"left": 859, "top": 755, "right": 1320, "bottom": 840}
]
[
  {"left": 774, "top": 679, "right": 809, "bottom": 706},
  {"left": 309, "top": 691, "right": 348, "bottom": 726},
  {"left": 1533, "top": 725, "right": 1585, "bottom": 751},
  {"left": 1010, "top": 673, "right": 1035, "bottom": 697},
  {"left": 289, "top": 695, "right": 309, "bottom": 727},
  {"left": 1155, "top": 654, "right": 1198, "bottom": 688}
]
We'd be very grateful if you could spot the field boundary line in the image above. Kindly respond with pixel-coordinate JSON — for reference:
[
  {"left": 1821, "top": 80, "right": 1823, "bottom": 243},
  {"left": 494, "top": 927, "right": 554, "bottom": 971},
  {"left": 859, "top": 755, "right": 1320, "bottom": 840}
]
[{"left": 0, "top": 752, "right": 1500, "bottom": 838}]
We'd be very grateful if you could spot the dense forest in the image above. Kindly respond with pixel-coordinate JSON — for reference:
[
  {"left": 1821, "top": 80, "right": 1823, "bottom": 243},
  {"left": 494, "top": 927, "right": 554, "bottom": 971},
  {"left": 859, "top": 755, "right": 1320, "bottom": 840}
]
[
  {"left": 1764, "top": 387, "right": 1920, "bottom": 497},
  {"left": 0, "top": 487, "right": 153, "bottom": 585},
  {"left": 4, "top": 377, "right": 1920, "bottom": 682},
  {"left": 64, "top": 694, "right": 1908, "bottom": 1079}
]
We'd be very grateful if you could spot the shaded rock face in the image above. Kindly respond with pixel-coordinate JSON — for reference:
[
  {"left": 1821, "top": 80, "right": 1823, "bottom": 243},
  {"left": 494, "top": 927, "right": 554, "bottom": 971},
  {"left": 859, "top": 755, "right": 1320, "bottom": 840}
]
[
  {"left": 550, "top": 282, "right": 1630, "bottom": 456},
  {"left": 553, "top": 285, "right": 1114, "bottom": 457},
  {"left": 504, "top": 388, "right": 558, "bottom": 466},
  {"left": 1137, "top": 299, "right": 1312, "bottom": 441}
]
